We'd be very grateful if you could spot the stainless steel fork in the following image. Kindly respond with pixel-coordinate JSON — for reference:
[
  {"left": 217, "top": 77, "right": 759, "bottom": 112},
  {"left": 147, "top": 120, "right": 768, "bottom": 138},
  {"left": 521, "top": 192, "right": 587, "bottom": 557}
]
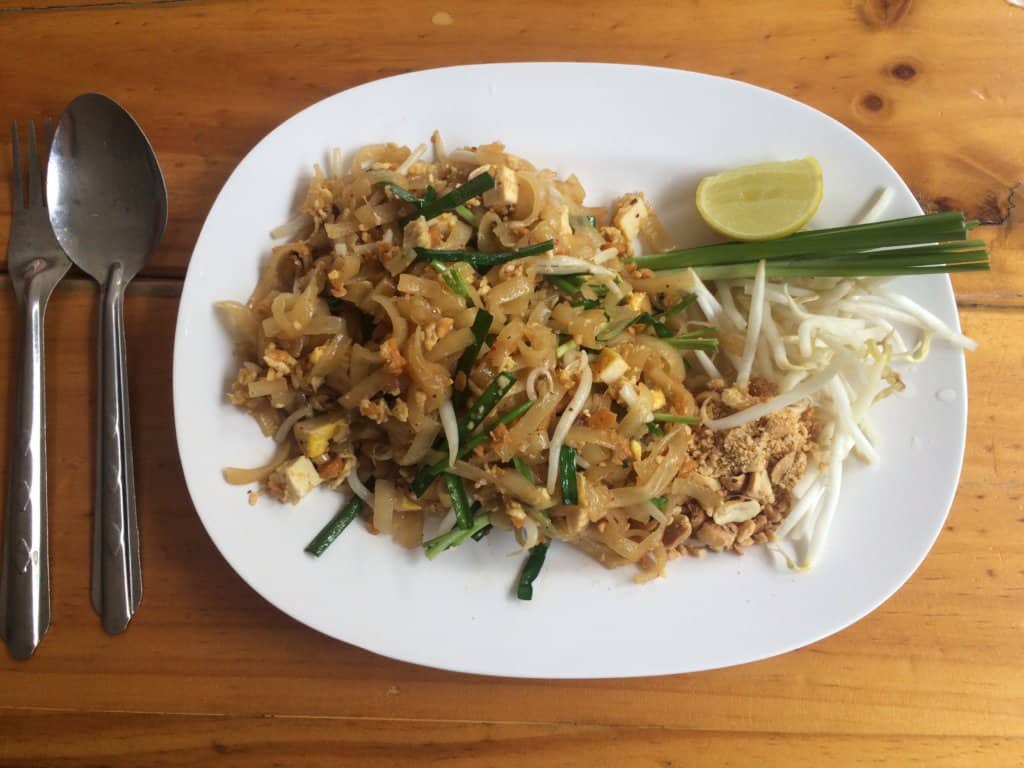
[{"left": 0, "top": 121, "right": 71, "bottom": 660}]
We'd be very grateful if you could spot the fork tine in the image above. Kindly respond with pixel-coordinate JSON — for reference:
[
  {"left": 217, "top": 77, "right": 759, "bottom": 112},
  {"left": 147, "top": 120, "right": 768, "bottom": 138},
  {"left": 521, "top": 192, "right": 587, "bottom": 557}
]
[
  {"left": 26, "top": 120, "right": 42, "bottom": 206},
  {"left": 10, "top": 122, "right": 23, "bottom": 210}
]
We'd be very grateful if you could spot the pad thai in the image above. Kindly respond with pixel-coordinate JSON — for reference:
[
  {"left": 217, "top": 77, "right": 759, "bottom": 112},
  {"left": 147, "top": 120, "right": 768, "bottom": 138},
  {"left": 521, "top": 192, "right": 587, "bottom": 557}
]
[{"left": 217, "top": 134, "right": 985, "bottom": 597}]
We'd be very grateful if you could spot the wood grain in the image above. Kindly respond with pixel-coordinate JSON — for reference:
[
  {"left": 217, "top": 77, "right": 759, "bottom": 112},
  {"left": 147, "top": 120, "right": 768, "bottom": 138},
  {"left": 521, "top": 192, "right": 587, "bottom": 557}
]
[
  {"left": 0, "top": 0, "right": 1021, "bottom": 300},
  {"left": 1, "top": 1, "right": 1022, "bottom": 764},
  {"left": 0, "top": 711, "right": 1021, "bottom": 768}
]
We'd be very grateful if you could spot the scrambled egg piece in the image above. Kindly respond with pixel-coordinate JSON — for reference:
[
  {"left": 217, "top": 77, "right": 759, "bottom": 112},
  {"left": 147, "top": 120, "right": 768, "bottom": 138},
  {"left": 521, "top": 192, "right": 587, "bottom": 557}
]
[{"left": 293, "top": 412, "right": 348, "bottom": 458}]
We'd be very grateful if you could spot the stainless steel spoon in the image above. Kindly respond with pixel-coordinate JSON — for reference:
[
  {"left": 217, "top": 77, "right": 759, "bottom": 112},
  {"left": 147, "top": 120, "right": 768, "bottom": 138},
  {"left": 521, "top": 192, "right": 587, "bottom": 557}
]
[{"left": 47, "top": 94, "right": 167, "bottom": 634}]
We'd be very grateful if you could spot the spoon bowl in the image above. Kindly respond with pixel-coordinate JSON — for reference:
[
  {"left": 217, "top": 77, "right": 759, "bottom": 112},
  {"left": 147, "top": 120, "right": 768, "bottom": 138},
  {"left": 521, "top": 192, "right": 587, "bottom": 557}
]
[{"left": 48, "top": 93, "right": 167, "bottom": 280}]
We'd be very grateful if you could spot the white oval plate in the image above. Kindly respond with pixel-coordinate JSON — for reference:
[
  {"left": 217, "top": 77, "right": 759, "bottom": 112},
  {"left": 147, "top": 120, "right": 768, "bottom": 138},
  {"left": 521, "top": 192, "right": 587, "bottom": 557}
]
[{"left": 174, "top": 63, "right": 967, "bottom": 678}]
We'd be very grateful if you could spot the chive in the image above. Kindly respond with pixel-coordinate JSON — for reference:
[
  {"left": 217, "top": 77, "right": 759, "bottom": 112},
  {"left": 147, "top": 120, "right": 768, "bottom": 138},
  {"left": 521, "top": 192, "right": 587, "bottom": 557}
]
[
  {"left": 596, "top": 311, "right": 673, "bottom": 342},
  {"left": 454, "top": 309, "right": 493, "bottom": 409},
  {"left": 411, "top": 462, "right": 440, "bottom": 497},
  {"left": 546, "top": 274, "right": 586, "bottom": 295},
  {"left": 693, "top": 250, "right": 990, "bottom": 280},
  {"left": 454, "top": 204, "right": 477, "bottom": 225},
  {"left": 304, "top": 495, "right": 363, "bottom": 557},
  {"left": 414, "top": 239, "right": 555, "bottom": 272},
  {"left": 663, "top": 336, "right": 719, "bottom": 352},
  {"left": 471, "top": 524, "right": 493, "bottom": 542},
  {"left": 382, "top": 182, "right": 424, "bottom": 207},
  {"left": 639, "top": 312, "right": 673, "bottom": 338},
  {"left": 516, "top": 542, "right": 550, "bottom": 601},
  {"left": 559, "top": 445, "right": 579, "bottom": 506},
  {"left": 556, "top": 339, "right": 577, "bottom": 358},
  {"left": 461, "top": 371, "right": 517, "bottom": 437},
  {"left": 424, "top": 511, "right": 491, "bottom": 559},
  {"left": 651, "top": 413, "right": 700, "bottom": 424},
  {"left": 633, "top": 212, "right": 989, "bottom": 277},
  {"left": 461, "top": 399, "right": 535, "bottom": 455},
  {"left": 651, "top": 496, "right": 668, "bottom": 512},
  {"left": 646, "top": 422, "right": 665, "bottom": 437},
  {"left": 431, "top": 259, "right": 471, "bottom": 302},
  {"left": 406, "top": 173, "right": 494, "bottom": 224},
  {"left": 513, "top": 456, "right": 536, "bottom": 482},
  {"left": 661, "top": 292, "right": 697, "bottom": 318},
  {"left": 443, "top": 473, "right": 474, "bottom": 530}
]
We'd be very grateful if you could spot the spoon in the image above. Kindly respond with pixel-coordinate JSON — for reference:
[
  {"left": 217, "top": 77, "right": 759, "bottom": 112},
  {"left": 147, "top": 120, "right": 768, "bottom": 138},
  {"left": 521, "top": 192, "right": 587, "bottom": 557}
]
[{"left": 47, "top": 94, "right": 167, "bottom": 634}]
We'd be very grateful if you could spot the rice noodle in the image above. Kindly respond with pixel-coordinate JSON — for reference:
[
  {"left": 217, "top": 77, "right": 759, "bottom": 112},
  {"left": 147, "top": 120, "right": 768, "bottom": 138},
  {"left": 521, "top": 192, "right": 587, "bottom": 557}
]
[
  {"left": 525, "top": 366, "right": 553, "bottom": 400},
  {"left": 222, "top": 443, "right": 290, "bottom": 485}
]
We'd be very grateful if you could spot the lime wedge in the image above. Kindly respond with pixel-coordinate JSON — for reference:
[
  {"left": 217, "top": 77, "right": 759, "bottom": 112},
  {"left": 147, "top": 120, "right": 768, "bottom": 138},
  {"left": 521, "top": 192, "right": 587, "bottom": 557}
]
[{"left": 696, "top": 157, "right": 823, "bottom": 241}]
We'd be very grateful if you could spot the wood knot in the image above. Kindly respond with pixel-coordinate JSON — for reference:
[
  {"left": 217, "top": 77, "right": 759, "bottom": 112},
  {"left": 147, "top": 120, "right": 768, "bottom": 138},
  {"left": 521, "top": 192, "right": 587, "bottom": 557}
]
[
  {"left": 861, "top": 93, "right": 884, "bottom": 111},
  {"left": 891, "top": 62, "right": 916, "bottom": 80},
  {"left": 859, "top": 0, "right": 913, "bottom": 28},
  {"left": 916, "top": 184, "right": 1019, "bottom": 226}
]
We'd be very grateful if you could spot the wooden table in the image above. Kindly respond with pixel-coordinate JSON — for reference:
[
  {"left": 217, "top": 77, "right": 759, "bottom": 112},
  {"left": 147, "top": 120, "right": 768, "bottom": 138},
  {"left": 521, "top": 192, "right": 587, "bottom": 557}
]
[{"left": 1, "top": 1, "right": 1022, "bottom": 765}]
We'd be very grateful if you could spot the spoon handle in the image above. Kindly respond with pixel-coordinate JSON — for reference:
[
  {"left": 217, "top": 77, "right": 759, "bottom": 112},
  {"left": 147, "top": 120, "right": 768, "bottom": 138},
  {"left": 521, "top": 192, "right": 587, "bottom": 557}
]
[
  {"left": 0, "top": 279, "right": 52, "bottom": 659},
  {"left": 91, "top": 263, "right": 141, "bottom": 633}
]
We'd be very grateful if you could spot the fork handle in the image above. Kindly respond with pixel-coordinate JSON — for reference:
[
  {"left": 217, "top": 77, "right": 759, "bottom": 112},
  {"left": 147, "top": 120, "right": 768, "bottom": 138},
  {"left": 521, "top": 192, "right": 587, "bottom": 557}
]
[
  {"left": 91, "top": 262, "right": 141, "bottom": 633},
  {"left": 0, "top": 277, "right": 52, "bottom": 660}
]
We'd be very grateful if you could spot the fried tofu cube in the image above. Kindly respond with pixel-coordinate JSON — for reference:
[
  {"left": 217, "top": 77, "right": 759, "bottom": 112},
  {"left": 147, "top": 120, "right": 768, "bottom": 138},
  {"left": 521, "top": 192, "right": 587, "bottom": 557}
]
[
  {"left": 594, "top": 348, "right": 629, "bottom": 385},
  {"left": 613, "top": 194, "right": 652, "bottom": 243},
  {"left": 482, "top": 165, "right": 518, "bottom": 208},
  {"left": 270, "top": 456, "right": 323, "bottom": 503}
]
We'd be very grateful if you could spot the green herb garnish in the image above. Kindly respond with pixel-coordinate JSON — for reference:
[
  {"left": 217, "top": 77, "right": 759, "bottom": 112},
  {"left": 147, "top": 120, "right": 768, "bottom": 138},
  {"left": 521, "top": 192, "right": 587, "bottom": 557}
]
[
  {"left": 404, "top": 172, "right": 494, "bottom": 224},
  {"left": 304, "top": 495, "right": 363, "bottom": 557},
  {"left": 431, "top": 259, "right": 471, "bottom": 303},
  {"left": 633, "top": 212, "right": 989, "bottom": 278},
  {"left": 651, "top": 413, "right": 700, "bottom": 424},
  {"left": 517, "top": 542, "right": 550, "bottom": 601},
  {"left": 424, "top": 511, "right": 491, "bottom": 559},
  {"left": 513, "top": 456, "right": 536, "bottom": 483},
  {"left": 559, "top": 445, "right": 579, "bottom": 506},
  {"left": 443, "top": 473, "right": 474, "bottom": 530}
]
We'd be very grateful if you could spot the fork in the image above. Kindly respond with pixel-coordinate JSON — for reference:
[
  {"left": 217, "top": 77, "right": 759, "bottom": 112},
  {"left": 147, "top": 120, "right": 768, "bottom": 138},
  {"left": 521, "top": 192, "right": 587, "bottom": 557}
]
[{"left": 0, "top": 121, "right": 71, "bottom": 660}]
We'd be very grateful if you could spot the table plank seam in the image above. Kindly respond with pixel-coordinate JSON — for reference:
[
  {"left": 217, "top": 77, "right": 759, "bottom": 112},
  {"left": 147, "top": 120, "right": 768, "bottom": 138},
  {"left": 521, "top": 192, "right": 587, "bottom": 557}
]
[
  {"left": 1, "top": 705, "right": 1021, "bottom": 739},
  {"left": 0, "top": 0, "right": 202, "bottom": 14}
]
